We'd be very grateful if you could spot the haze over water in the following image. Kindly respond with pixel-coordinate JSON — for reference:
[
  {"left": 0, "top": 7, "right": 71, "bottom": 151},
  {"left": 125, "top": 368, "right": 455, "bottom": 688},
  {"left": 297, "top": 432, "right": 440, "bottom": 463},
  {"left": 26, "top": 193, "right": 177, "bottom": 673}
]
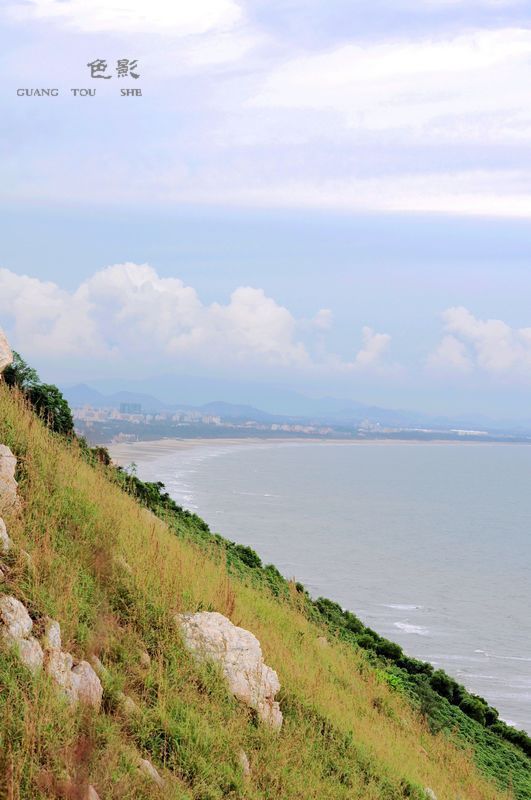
[{"left": 121, "top": 441, "right": 531, "bottom": 733}]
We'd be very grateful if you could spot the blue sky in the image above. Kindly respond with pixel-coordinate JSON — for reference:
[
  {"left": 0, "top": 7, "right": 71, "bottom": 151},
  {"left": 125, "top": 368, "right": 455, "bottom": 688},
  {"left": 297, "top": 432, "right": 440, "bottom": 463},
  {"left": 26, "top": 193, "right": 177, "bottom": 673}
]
[{"left": 1, "top": 1, "right": 531, "bottom": 418}]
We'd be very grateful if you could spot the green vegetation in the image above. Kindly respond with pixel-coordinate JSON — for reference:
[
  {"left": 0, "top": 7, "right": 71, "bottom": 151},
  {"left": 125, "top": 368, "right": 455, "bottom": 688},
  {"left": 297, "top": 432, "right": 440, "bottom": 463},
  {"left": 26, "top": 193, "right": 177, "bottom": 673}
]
[{"left": 0, "top": 371, "right": 529, "bottom": 799}]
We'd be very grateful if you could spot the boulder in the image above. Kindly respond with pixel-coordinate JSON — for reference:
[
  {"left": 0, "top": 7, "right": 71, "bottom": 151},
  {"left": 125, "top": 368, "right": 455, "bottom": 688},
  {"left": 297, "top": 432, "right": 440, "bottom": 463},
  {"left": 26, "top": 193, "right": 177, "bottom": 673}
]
[
  {"left": 0, "top": 595, "right": 33, "bottom": 641},
  {"left": 71, "top": 661, "right": 104, "bottom": 709},
  {"left": 424, "top": 790, "right": 437, "bottom": 800},
  {"left": 17, "top": 636, "right": 44, "bottom": 673},
  {"left": 0, "top": 328, "right": 12, "bottom": 376},
  {"left": 0, "top": 517, "right": 12, "bottom": 553},
  {"left": 42, "top": 618, "right": 62, "bottom": 650},
  {"left": 43, "top": 619, "right": 103, "bottom": 710},
  {"left": 238, "top": 749, "right": 251, "bottom": 778},
  {"left": 0, "top": 595, "right": 43, "bottom": 673},
  {"left": 177, "top": 611, "right": 283, "bottom": 730},
  {"left": 139, "top": 758, "right": 164, "bottom": 788},
  {"left": 0, "top": 445, "right": 19, "bottom": 511},
  {"left": 86, "top": 787, "right": 101, "bottom": 800}
]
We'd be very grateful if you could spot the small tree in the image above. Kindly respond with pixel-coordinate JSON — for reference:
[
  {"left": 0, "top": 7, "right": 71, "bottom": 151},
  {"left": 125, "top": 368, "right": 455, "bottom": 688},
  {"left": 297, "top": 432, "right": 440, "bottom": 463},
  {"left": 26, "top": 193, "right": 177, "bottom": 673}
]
[
  {"left": 27, "top": 383, "right": 74, "bottom": 436},
  {"left": 2, "top": 350, "right": 39, "bottom": 391}
]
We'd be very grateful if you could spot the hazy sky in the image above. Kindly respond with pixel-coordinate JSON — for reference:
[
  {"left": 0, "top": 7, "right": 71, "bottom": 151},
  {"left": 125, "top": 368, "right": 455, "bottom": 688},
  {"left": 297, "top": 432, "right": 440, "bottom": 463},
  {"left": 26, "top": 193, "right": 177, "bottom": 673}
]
[{"left": 1, "top": 1, "right": 531, "bottom": 417}]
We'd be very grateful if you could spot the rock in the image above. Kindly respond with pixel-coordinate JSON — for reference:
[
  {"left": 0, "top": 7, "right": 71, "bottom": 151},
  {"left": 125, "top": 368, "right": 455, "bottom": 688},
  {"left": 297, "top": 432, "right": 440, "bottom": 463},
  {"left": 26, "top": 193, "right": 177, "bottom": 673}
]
[
  {"left": 139, "top": 758, "right": 164, "bottom": 788},
  {"left": 117, "top": 691, "right": 139, "bottom": 716},
  {"left": 139, "top": 650, "right": 151, "bottom": 669},
  {"left": 71, "top": 661, "right": 103, "bottom": 710},
  {"left": 17, "top": 636, "right": 44, "bottom": 673},
  {"left": 86, "top": 787, "right": 100, "bottom": 800},
  {"left": 238, "top": 749, "right": 251, "bottom": 778},
  {"left": 0, "top": 595, "right": 33, "bottom": 641},
  {"left": 45, "top": 647, "right": 77, "bottom": 702},
  {"left": 0, "top": 445, "right": 19, "bottom": 511},
  {"left": 42, "top": 618, "right": 62, "bottom": 651},
  {"left": 0, "top": 595, "right": 43, "bottom": 674},
  {"left": 0, "top": 517, "right": 12, "bottom": 553},
  {"left": 424, "top": 790, "right": 437, "bottom": 800},
  {"left": 89, "top": 654, "right": 109, "bottom": 680},
  {"left": 0, "top": 328, "right": 12, "bottom": 375},
  {"left": 177, "top": 611, "right": 283, "bottom": 730},
  {"left": 45, "top": 643, "right": 103, "bottom": 710}
]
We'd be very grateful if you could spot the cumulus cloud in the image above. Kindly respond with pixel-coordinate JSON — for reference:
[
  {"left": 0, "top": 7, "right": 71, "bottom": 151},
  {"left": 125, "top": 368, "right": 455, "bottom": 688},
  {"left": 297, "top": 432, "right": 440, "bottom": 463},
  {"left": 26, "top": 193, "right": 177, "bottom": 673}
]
[
  {"left": 429, "top": 307, "right": 531, "bottom": 379},
  {"left": 0, "top": 264, "right": 391, "bottom": 376},
  {"left": 354, "top": 327, "right": 391, "bottom": 368},
  {"left": 5, "top": 0, "right": 243, "bottom": 35}
]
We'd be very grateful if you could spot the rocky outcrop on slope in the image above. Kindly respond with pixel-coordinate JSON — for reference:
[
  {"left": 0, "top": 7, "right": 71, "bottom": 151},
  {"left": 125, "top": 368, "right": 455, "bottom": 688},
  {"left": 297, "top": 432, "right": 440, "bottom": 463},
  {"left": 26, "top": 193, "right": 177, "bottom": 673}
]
[
  {"left": 0, "top": 593, "right": 103, "bottom": 709},
  {"left": 177, "top": 611, "right": 283, "bottom": 730},
  {"left": 0, "top": 444, "right": 19, "bottom": 511},
  {"left": 0, "top": 327, "right": 12, "bottom": 376}
]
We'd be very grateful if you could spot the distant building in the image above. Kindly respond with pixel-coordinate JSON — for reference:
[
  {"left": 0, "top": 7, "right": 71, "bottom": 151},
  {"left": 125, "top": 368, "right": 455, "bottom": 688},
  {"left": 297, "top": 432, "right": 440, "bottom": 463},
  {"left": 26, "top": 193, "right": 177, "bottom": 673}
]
[{"left": 119, "top": 402, "right": 142, "bottom": 414}]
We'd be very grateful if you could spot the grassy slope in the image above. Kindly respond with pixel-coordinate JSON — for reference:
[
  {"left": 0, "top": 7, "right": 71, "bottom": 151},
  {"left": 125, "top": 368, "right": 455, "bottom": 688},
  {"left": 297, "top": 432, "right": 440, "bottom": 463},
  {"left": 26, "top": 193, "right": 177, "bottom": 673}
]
[{"left": 0, "top": 386, "right": 521, "bottom": 800}]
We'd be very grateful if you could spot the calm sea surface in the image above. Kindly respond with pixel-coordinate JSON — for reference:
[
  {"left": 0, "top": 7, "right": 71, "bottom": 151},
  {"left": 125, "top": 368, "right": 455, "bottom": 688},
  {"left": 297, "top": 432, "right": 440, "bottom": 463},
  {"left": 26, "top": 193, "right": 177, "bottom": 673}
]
[{"left": 124, "top": 441, "right": 531, "bottom": 732}]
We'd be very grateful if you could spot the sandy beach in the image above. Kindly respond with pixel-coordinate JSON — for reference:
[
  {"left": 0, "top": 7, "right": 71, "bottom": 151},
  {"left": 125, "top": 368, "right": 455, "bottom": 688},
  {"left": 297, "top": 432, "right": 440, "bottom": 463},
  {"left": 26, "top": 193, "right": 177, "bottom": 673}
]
[{"left": 107, "top": 435, "right": 519, "bottom": 467}]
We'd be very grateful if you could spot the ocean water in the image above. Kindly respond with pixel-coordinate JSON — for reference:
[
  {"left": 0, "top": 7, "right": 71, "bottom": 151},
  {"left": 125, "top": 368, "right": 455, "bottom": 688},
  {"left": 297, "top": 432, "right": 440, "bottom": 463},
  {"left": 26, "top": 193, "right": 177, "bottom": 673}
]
[{"left": 124, "top": 441, "right": 531, "bottom": 733}]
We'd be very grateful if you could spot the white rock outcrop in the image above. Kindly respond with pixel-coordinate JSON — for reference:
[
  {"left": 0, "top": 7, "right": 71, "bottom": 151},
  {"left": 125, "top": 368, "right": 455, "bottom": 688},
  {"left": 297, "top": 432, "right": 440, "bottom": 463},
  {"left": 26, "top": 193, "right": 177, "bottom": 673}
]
[
  {"left": 0, "top": 445, "right": 19, "bottom": 511},
  {"left": 42, "top": 619, "right": 103, "bottom": 710},
  {"left": 139, "top": 758, "right": 164, "bottom": 788},
  {"left": 0, "top": 595, "right": 44, "bottom": 674},
  {"left": 0, "top": 327, "right": 12, "bottom": 376},
  {"left": 0, "top": 517, "right": 12, "bottom": 553},
  {"left": 0, "top": 601, "right": 103, "bottom": 709},
  {"left": 177, "top": 611, "right": 283, "bottom": 730}
]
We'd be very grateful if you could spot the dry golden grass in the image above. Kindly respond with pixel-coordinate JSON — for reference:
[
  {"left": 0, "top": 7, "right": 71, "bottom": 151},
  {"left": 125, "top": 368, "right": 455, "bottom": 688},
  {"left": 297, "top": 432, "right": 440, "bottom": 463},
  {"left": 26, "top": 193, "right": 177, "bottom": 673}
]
[{"left": 0, "top": 385, "right": 513, "bottom": 800}]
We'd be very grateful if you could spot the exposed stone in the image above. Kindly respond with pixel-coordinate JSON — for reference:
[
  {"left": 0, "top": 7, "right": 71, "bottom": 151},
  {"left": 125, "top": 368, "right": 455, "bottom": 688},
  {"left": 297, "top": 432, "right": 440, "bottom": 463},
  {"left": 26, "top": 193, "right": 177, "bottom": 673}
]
[
  {"left": 0, "top": 328, "right": 12, "bottom": 376},
  {"left": 139, "top": 758, "right": 164, "bottom": 788},
  {"left": 0, "top": 595, "right": 33, "bottom": 641},
  {"left": 86, "top": 787, "right": 101, "bottom": 800},
  {"left": 0, "top": 595, "right": 43, "bottom": 674},
  {"left": 45, "top": 647, "right": 76, "bottom": 702},
  {"left": 424, "top": 789, "right": 437, "bottom": 800},
  {"left": 177, "top": 611, "right": 283, "bottom": 730},
  {"left": 117, "top": 691, "right": 139, "bottom": 716},
  {"left": 238, "top": 749, "right": 251, "bottom": 778},
  {"left": 17, "top": 636, "right": 44, "bottom": 673},
  {"left": 139, "top": 650, "right": 151, "bottom": 669},
  {"left": 42, "top": 618, "right": 62, "bottom": 651},
  {"left": 0, "top": 445, "right": 19, "bottom": 511},
  {"left": 43, "top": 626, "right": 103, "bottom": 710},
  {"left": 89, "top": 654, "right": 109, "bottom": 680},
  {"left": 71, "top": 661, "right": 103, "bottom": 710},
  {"left": 0, "top": 517, "right": 12, "bottom": 553}
]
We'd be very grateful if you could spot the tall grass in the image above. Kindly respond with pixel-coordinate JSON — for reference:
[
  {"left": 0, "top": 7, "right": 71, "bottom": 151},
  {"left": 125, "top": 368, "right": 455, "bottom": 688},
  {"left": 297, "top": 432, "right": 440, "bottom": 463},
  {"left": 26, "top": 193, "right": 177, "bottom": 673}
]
[{"left": 0, "top": 385, "right": 514, "bottom": 800}]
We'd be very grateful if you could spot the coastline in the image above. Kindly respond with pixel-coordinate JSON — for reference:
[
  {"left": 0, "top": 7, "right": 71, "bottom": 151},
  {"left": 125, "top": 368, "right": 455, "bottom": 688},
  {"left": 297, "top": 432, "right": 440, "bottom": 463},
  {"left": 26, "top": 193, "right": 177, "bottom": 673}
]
[{"left": 108, "top": 435, "right": 528, "bottom": 466}]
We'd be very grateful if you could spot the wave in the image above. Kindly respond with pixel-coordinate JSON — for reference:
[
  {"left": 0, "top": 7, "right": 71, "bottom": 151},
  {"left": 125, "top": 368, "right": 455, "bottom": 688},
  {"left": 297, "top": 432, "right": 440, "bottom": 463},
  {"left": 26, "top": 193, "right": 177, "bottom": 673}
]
[
  {"left": 394, "top": 621, "right": 430, "bottom": 636},
  {"left": 383, "top": 603, "right": 423, "bottom": 611}
]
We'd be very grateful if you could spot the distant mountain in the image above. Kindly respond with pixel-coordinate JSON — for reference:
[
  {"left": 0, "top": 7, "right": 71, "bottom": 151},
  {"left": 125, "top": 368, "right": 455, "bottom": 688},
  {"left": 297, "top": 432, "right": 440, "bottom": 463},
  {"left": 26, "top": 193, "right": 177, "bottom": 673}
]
[
  {"left": 62, "top": 380, "right": 528, "bottom": 435},
  {"left": 62, "top": 384, "right": 170, "bottom": 413}
]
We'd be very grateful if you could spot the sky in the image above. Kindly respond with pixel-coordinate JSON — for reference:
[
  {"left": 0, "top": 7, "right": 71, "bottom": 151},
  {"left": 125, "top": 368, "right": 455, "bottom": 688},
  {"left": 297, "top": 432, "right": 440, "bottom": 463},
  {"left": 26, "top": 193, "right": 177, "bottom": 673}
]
[{"left": 1, "top": 0, "right": 531, "bottom": 418}]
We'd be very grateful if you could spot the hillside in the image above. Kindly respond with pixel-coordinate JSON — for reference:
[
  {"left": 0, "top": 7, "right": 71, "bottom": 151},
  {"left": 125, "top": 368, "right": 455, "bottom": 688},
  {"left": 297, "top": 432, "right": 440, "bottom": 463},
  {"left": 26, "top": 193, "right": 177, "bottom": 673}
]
[{"left": 0, "top": 376, "right": 529, "bottom": 797}]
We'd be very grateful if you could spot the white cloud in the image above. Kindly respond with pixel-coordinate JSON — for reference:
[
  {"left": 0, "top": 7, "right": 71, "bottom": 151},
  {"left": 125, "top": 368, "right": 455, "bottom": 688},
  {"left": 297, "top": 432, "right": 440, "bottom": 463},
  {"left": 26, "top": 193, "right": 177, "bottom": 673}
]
[
  {"left": 5, "top": 0, "right": 242, "bottom": 35},
  {"left": 354, "top": 326, "right": 391, "bottom": 368},
  {"left": 0, "top": 264, "right": 391, "bottom": 376},
  {"left": 250, "top": 28, "right": 531, "bottom": 144},
  {"left": 427, "top": 334, "right": 472, "bottom": 373},
  {"left": 429, "top": 307, "right": 531, "bottom": 379}
]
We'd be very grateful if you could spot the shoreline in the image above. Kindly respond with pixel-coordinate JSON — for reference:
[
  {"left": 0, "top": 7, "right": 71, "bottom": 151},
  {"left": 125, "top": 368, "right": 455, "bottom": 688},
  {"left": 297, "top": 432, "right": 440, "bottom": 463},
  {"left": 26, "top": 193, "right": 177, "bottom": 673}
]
[{"left": 107, "top": 434, "right": 528, "bottom": 466}]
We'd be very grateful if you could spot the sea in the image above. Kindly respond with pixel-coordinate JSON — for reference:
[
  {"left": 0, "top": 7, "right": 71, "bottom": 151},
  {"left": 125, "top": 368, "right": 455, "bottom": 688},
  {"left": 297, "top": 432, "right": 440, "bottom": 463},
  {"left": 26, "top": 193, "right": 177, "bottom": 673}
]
[{"left": 117, "top": 440, "right": 531, "bottom": 733}]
